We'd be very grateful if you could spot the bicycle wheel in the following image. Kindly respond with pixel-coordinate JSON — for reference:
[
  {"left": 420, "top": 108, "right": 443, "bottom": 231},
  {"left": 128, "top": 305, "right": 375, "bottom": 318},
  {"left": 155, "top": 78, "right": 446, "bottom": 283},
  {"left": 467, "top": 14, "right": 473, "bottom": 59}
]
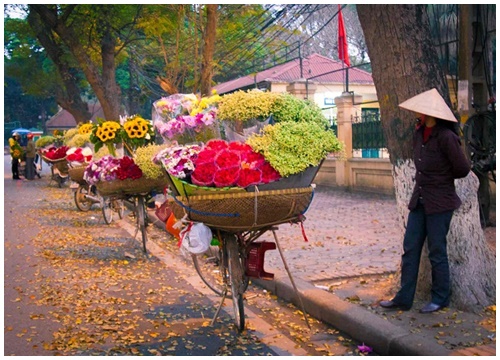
[
  {"left": 74, "top": 185, "right": 92, "bottom": 211},
  {"left": 136, "top": 196, "right": 147, "bottom": 252},
  {"left": 114, "top": 199, "right": 124, "bottom": 219},
  {"left": 225, "top": 233, "right": 246, "bottom": 332},
  {"left": 192, "top": 246, "right": 226, "bottom": 296},
  {"left": 102, "top": 197, "right": 113, "bottom": 225}
]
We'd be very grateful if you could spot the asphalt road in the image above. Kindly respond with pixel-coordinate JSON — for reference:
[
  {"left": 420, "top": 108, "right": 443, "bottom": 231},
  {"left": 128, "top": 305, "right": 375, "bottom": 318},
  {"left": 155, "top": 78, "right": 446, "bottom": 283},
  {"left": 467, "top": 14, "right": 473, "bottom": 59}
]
[{"left": 3, "top": 155, "right": 366, "bottom": 356}]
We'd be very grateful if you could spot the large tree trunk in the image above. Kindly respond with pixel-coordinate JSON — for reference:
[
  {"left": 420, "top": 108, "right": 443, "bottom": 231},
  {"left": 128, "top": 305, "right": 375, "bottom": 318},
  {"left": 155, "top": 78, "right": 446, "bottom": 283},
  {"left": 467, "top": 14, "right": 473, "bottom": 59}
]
[
  {"left": 27, "top": 10, "right": 91, "bottom": 124},
  {"left": 30, "top": 5, "right": 122, "bottom": 120},
  {"left": 200, "top": 5, "right": 217, "bottom": 96},
  {"left": 357, "top": 4, "right": 495, "bottom": 311}
]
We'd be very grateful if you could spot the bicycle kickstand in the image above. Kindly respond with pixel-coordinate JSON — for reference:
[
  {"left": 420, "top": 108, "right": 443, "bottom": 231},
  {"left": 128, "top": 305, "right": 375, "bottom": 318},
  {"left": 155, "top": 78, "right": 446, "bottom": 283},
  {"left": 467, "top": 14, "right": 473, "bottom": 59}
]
[{"left": 211, "top": 287, "right": 229, "bottom": 327}]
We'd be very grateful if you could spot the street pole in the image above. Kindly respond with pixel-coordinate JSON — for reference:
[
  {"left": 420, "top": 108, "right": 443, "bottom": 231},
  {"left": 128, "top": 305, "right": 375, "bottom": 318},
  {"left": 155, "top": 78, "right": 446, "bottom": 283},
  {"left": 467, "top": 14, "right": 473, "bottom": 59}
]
[{"left": 457, "top": 4, "right": 473, "bottom": 124}]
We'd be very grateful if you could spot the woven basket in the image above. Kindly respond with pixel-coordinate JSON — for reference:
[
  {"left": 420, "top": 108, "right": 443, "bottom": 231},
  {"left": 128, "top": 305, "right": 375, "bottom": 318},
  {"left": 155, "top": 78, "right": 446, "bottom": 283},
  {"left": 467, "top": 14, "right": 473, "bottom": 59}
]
[
  {"left": 41, "top": 155, "right": 66, "bottom": 164},
  {"left": 95, "top": 177, "right": 169, "bottom": 196},
  {"left": 170, "top": 175, "right": 245, "bottom": 197},
  {"left": 170, "top": 186, "right": 314, "bottom": 232},
  {"left": 48, "top": 157, "right": 69, "bottom": 174},
  {"left": 68, "top": 166, "right": 88, "bottom": 185}
]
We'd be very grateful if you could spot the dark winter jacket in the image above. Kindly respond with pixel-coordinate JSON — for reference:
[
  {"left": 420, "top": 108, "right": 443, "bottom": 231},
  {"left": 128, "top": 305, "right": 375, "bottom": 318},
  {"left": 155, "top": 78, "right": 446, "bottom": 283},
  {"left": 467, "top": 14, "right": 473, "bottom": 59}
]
[{"left": 408, "top": 122, "right": 471, "bottom": 214}]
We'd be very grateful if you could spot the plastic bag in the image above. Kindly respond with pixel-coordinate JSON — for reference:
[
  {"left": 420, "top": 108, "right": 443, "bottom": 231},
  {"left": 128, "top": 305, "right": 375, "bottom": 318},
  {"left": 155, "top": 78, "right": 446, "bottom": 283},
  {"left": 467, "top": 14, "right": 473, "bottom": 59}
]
[{"left": 179, "top": 222, "right": 212, "bottom": 255}]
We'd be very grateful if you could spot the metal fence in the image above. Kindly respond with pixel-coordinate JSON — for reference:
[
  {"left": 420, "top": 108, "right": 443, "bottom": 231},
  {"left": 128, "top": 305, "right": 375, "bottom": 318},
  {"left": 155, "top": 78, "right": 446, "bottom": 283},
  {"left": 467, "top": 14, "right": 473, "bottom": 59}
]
[{"left": 352, "top": 110, "right": 386, "bottom": 158}]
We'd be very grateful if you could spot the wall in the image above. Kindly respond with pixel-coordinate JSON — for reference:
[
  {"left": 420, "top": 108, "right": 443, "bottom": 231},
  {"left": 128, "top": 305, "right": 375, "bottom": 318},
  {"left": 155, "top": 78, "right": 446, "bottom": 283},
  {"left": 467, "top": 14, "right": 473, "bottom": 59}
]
[{"left": 314, "top": 157, "right": 394, "bottom": 195}]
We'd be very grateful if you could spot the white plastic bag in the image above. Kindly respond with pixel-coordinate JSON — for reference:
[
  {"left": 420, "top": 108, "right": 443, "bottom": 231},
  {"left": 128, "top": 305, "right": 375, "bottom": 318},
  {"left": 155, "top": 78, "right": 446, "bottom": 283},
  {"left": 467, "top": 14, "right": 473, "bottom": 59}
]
[{"left": 179, "top": 222, "right": 212, "bottom": 255}]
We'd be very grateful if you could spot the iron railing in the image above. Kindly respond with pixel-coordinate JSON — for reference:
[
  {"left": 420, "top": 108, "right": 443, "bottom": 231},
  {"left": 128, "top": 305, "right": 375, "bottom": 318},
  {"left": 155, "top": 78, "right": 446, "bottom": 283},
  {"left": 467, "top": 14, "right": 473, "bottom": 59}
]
[{"left": 352, "top": 111, "right": 386, "bottom": 158}]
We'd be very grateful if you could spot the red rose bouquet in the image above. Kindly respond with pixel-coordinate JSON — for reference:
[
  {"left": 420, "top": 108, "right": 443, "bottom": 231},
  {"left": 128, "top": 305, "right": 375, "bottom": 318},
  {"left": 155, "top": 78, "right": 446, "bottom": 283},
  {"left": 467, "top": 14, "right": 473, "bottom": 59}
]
[{"left": 190, "top": 139, "right": 280, "bottom": 188}]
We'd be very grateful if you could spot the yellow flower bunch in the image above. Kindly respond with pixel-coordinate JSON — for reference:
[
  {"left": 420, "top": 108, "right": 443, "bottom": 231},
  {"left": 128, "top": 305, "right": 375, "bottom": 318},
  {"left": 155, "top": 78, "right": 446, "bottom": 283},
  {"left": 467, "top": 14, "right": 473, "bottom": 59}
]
[
  {"left": 95, "top": 121, "right": 121, "bottom": 142},
  {"left": 123, "top": 116, "right": 151, "bottom": 139},
  {"left": 190, "top": 91, "right": 221, "bottom": 116},
  {"left": 122, "top": 115, "right": 154, "bottom": 152},
  {"left": 217, "top": 89, "right": 281, "bottom": 122},
  {"left": 90, "top": 119, "right": 122, "bottom": 156},
  {"left": 78, "top": 123, "right": 93, "bottom": 135}
]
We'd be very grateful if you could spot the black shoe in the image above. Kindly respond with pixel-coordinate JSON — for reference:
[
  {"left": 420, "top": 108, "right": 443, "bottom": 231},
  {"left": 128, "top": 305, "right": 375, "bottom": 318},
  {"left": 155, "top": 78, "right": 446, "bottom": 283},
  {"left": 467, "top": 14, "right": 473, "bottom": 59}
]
[
  {"left": 13, "top": 177, "right": 21, "bottom": 180},
  {"left": 379, "top": 300, "right": 411, "bottom": 311},
  {"left": 419, "top": 302, "right": 445, "bottom": 314}
]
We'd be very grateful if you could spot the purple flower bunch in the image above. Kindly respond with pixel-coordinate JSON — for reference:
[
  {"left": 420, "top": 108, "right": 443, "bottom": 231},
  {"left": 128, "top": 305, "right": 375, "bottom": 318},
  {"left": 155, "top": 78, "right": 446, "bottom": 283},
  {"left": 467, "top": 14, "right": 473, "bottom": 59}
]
[
  {"left": 153, "top": 94, "right": 197, "bottom": 118},
  {"left": 153, "top": 144, "right": 202, "bottom": 179},
  {"left": 155, "top": 111, "right": 217, "bottom": 140},
  {"left": 83, "top": 155, "right": 121, "bottom": 185}
]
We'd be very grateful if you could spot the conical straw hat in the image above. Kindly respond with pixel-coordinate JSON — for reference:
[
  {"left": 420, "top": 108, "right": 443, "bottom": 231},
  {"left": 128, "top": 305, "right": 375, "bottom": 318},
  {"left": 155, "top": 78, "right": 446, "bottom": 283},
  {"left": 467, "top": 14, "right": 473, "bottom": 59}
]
[{"left": 398, "top": 88, "right": 457, "bottom": 122}]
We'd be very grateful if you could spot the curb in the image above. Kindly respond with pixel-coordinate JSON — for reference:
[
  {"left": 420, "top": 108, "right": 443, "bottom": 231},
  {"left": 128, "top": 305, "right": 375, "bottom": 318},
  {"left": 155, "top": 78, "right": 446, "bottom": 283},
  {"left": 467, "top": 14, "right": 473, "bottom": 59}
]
[
  {"left": 145, "top": 210, "right": 450, "bottom": 356},
  {"left": 253, "top": 273, "right": 450, "bottom": 356}
]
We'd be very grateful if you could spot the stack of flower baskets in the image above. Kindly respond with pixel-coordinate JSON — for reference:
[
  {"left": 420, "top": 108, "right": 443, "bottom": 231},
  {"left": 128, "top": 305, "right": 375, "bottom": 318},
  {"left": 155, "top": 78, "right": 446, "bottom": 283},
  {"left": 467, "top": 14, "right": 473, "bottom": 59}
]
[
  {"left": 67, "top": 147, "right": 93, "bottom": 185},
  {"left": 153, "top": 92, "right": 221, "bottom": 145}
]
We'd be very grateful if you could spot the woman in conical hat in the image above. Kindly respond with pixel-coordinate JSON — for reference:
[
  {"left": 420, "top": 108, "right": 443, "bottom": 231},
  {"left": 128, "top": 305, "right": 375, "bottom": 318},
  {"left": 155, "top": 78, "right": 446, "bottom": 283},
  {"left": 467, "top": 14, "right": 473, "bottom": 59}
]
[{"left": 379, "top": 88, "right": 471, "bottom": 313}]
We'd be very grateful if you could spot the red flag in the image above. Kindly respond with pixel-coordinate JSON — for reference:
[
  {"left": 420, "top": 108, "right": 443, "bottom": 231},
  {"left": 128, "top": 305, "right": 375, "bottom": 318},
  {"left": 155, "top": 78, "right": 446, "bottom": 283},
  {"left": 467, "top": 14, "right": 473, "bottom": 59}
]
[{"left": 338, "top": 4, "right": 350, "bottom": 67}]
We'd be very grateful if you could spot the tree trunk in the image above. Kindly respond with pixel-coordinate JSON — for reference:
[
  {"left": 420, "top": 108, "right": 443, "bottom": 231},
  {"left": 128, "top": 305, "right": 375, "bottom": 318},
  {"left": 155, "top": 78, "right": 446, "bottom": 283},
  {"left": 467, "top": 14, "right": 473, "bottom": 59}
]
[
  {"left": 357, "top": 4, "right": 495, "bottom": 311},
  {"left": 27, "top": 10, "right": 91, "bottom": 124},
  {"left": 30, "top": 5, "right": 122, "bottom": 120},
  {"left": 200, "top": 5, "right": 217, "bottom": 96}
]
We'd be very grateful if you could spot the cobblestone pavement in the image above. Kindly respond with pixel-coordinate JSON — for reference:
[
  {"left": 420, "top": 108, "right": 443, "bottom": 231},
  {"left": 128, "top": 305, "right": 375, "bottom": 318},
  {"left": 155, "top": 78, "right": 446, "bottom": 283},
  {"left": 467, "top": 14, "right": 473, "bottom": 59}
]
[{"left": 261, "top": 185, "right": 404, "bottom": 281}]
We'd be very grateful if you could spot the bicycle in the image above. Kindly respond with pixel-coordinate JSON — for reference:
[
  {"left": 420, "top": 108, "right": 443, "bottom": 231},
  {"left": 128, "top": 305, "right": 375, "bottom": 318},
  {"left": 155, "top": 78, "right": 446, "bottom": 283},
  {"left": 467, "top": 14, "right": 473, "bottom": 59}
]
[
  {"left": 68, "top": 165, "right": 102, "bottom": 212},
  {"left": 171, "top": 186, "right": 314, "bottom": 332},
  {"left": 101, "top": 195, "right": 125, "bottom": 225},
  {"left": 462, "top": 107, "right": 496, "bottom": 227}
]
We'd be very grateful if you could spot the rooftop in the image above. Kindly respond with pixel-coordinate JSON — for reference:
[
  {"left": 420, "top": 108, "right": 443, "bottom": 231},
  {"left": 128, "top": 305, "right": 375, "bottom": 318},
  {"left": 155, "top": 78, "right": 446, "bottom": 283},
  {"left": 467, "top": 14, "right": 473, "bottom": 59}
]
[{"left": 213, "top": 53, "right": 374, "bottom": 94}]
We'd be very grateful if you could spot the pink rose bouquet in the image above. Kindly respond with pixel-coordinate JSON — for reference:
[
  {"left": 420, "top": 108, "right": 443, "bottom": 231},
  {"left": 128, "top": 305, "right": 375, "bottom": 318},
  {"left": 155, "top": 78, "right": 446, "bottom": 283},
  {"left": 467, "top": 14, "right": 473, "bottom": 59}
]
[{"left": 190, "top": 139, "right": 280, "bottom": 188}]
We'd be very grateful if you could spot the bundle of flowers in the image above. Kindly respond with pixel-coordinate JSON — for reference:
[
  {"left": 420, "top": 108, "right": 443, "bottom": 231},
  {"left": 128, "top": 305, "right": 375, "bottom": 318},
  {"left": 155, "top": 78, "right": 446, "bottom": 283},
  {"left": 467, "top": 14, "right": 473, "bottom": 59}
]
[
  {"left": 78, "top": 123, "right": 93, "bottom": 135},
  {"left": 155, "top": 111, "right": 218, "bottom": 143},
  {"left": 153, "top": 93, "right": 198, "bottom": 118},
  {"left": 66, "top": 133, "right": 91, "bottom": 148},
  {"left": 270, "top": 93, "right": 330, "bottom": 128},
  {"left": 247, "top": 121, "right": 344, "bottom": 177},
  {"left": 40, "top": 145, "right": 69, "bottom": 161},
  {"left": 35, "top": 136, "right": 57, "bottom": 148},
  {"left": 189, "top": 90, "right": 221, "bottom": 116},
  {"left": 217, "top": 89, "right": 281, "bottom": 122},
  {"left": 89, "top": 118, "right": 122, "bottom": 156},
  {"left": 154, "top": 92, "right": 221, "bottom": 144},
  {"left": 122, "top": 115, "right": 154, "bottom": 150},
  {"left": 66, "top": 146, "right": 93, "bottom": 167},
  {"left": 63, "top": 128, "right": 79, "bottom": 145},
  {"left": 135, "top": 144, "right": 170, "bottom": 180},
  {"left": 84, "top": 155, "right": 142, "bottom": 185},
  {"left": 191, "top": 139, "right": 281, "bottom": 188},
  {"left": 153, "top": 144, "right": 202, "bottom": 179}
]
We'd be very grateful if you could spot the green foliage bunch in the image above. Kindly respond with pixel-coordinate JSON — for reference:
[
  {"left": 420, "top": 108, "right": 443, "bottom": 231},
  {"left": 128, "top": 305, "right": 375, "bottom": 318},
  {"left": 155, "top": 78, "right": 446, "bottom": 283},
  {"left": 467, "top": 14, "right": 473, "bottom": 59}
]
[
  {"left": 246, "top": 121, "right": 344, "bottom": 177},
  {"left": 271, "top": 93, "right": 330, "bottom": 128},
  {"left": 134, "top": 144, "right": 169, "bottom": 180},
  {"left": 217, "top": 89, "right": 281, "bottom": 122},
  {"left": 63, "top": 128, "right": 79, "bottom": 145},
  {"left": 66, "top": 133, "right": 91, "bottom": 148},
  {"left": 35, "top": 135, "right": 57, "bottom": 148}
]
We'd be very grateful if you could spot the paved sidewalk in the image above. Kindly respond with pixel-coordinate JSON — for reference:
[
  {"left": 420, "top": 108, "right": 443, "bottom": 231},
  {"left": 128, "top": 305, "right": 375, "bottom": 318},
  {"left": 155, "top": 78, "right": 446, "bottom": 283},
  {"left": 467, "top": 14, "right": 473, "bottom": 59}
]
[
  {"left": 150, "top": 184, "right": 496, "bottom": 356},
  {"left": 250, "top": 185, "right": 496, "bottom": 356}
]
